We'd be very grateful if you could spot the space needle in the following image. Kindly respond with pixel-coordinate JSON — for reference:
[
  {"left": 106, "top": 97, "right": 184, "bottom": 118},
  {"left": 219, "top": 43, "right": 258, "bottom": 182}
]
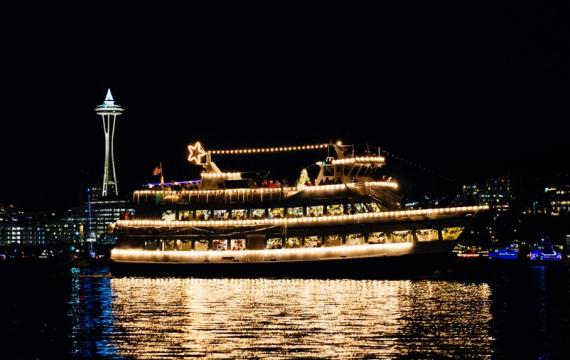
[{"left": 95, "top": 89, "right": 124, "bottom": 197}]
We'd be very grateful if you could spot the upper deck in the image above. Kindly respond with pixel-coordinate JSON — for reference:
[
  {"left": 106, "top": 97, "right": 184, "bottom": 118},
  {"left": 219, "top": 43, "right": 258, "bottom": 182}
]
[
  {"left": 134, "top": 180, "right": 399, "bottom": 206},
  {"left": 135, "top": 141, "right": 400, "bottom": 208}
]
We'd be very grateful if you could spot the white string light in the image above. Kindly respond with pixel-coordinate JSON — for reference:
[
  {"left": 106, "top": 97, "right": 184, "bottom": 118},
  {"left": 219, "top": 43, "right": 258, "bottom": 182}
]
[
  {"left": 111, "top": 242, "right": 414, "bottom": 263},
  {"left": 209, "top": 143, "right": 328, "bottom": 155},
  {"left": 134, "top": 181, "right": 399, "bottom": 197},
  {"left": 116, "top": 205, "right": 489, "bottom": 228},
  {"left": 200, "top": 172, "right": 242, "bottom": 179},
  {"left": 332, "top": 156, "right": 385, "bottom": 165}
]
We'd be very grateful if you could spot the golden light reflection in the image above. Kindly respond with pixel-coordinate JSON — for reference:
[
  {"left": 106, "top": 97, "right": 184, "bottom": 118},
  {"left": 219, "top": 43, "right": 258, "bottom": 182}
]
[{"left": 104, "top": 278, "right": 494, "bottom": 358}]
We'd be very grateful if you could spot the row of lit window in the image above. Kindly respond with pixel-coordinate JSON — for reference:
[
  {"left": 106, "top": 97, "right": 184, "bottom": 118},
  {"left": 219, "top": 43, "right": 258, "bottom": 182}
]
[
  {"left": 139, "top": 227, "right": 464, "bottom": 251},
  {"left": 166, "top": 203, "right": 382, "bottom": 221}
]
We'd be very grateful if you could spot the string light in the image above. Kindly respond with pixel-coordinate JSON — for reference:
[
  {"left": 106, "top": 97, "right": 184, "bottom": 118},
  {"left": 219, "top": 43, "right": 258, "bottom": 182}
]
[
  {"left": 332, "top": 156, "right": 385, "bottom": 165},
  {"left": 200, "top": 172, "right": 242, "bottom": 179},
  {"left": 133, "top": 181, "right": 399, "bottom": 197},
  {"left": 116, "top": 205, "right": 489, "bottom": 228},
  {"left": 111, "top": 242, "right": 414, "bottom": 263},
  {"left": 209, "top": 143, "right": 328, "bottom": 155}
]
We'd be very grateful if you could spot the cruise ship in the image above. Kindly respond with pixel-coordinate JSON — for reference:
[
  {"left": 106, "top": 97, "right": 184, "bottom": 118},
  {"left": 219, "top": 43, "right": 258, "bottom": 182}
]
[{"left": 110, "top": 141, "right": 488, "bottom": 276}]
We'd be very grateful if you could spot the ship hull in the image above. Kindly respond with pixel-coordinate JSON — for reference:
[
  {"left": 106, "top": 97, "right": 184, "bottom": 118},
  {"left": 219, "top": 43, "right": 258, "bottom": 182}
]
[{"left": 110, "top": 241, "right": 456, "bottom": 277}]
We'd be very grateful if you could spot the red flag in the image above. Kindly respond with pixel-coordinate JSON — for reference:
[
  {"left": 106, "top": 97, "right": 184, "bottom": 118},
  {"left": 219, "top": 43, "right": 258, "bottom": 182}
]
[{"left": 153, "top": 165, "right": 162, "bottom": 176}]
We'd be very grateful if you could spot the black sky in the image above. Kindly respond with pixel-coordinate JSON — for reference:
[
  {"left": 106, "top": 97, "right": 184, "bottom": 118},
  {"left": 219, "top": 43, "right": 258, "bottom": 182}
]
[{"left": 1, "top": 2, "right": 570, "bottom": 210}]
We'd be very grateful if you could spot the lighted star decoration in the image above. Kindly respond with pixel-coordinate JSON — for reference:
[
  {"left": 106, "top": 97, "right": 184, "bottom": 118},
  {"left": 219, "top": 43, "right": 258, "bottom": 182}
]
[{"left": 187, "top": 141, "right": 207, "bottom": 165}]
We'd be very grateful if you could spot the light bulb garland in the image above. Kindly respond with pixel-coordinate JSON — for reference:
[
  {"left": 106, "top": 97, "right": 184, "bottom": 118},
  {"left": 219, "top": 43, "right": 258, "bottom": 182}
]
[
  {"left": 209, "top": 143, "right": 328, "bottom": 155},
  {"left": 134, "top": 181, "right": 399, "bottom": 198},
  {"left": 332, "top": 156, "right": 385, "bottom": 165},
  {"left": 116, "top": 205, "right": 489, "bottom": 229}
]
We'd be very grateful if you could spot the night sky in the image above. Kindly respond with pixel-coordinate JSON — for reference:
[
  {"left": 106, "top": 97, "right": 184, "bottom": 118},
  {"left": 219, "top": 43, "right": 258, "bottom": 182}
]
[{"left": 2, "top": 3, "right": 569, "bottom": 211}]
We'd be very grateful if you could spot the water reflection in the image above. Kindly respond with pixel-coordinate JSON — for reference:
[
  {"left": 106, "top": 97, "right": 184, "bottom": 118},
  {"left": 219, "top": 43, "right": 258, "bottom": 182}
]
[
  {"left": 69, "top": 275, "right": 118, "bottom": 358},
  {"left": 70, "top": 277, "right": 493, "bottom": 358}
]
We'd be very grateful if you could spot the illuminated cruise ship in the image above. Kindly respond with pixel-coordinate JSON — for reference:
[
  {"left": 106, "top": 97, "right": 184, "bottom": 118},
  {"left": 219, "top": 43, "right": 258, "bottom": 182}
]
[{"left": 110, "top": 141, "right": 488, "bottom": 275}]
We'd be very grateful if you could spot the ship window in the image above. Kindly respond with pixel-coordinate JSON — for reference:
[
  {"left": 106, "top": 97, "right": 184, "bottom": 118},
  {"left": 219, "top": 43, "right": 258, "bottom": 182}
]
[
  {"left": 144, "top": 240, "right": 160, "bottom": 250},
  {"left": 161, "top": 210, "right": 176, "bottom": 221},
  {"left": 355, "top": 165, "right": 365, "bottom": 177},
  {"left": 324, "top": 235, "right": 343, "bottom": 247},
  {"left": 307, "top": 205, "right": 324, "bottom": 217},
  {"left": 268, "top": 208, "right": 285, "bottom": 219},
  {"left": 323, "top": 165, "right": 334, "bottom": 177},
  {"left": 178, "top": 210, "right": 193, "bottom": 221},
  {"left": 416, "top": 229, "right": 439, "bottom": 242},
  {"left": 285, "top": 237, "right": 302, "bottom": 248},
  {"left": 367, "top": 202, "right": 381, "bottom": 212},
  {"left": 213, "top": 210, "right": 229, "bottom": 220},
  {"left": 266, "top": 237, "right": 283, "bottom": 249},
  {"left": 368, "top": 232, "right": 387, "bottom": 243},
  {"left": 326, "top": 204, "right": 344, "bottom": 216},
  {"left": 343, "top": 166, "right": 350, "bottom": 176},
  {"left": 196, "top": 210, "right": 211, "bottom": 220},
  {"left": 212, "top": 239, "right": 228, "bottom": 250},
  {"left": 348, "top": 203, "right": 368, "bottom": 214},
  {"left": 176, "top": 239, "right": 193, "bottom": 251},
  {"left": 304, "top": 235, "right": 322, "bottom": 248},
  {"left": 231, "top": 209, "right": 247, "bottom": 220},
  {"left": 195, "top": 240, "right": 209, "bottom": 251},
  {"left": 287, "top": 207, "right": 304, "bottom": 218},
  {"left": 163, "top": 239, "right": 176, "bottom": 250},
  {"left": 251, "top": 208, "right": 266, "bottom": 219},
  {"left": 350, "top": 166, "right": 360, "bottom": 177},
  {"left": 230, "top": 239, "right": 246, "bottom": 250},
  {"left": 442, "top": 227, "right": 464, "bottom": 241},
  {"left": 390, "top": 230, "right": 413, "bottom": 243},
  {"left": 346, "top": 233, "right": 365, "bottom": 245}
]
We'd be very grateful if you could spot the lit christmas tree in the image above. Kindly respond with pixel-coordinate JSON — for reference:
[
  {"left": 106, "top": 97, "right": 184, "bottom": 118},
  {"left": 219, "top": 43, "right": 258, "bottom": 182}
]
[{"left": 296, "top": 168, "right": 310, "bottom": 187}]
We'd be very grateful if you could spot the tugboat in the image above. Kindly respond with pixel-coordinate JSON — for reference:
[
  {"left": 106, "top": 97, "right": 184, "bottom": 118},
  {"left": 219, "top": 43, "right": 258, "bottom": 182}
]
[{"left": 110, "top": 141, "right": 489, "bottom": 276}]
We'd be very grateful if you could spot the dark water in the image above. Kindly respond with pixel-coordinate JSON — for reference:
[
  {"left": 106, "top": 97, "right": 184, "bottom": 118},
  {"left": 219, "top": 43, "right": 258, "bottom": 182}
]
[{"left": 1, "top": 265, "right": 568, "bottom": 359}]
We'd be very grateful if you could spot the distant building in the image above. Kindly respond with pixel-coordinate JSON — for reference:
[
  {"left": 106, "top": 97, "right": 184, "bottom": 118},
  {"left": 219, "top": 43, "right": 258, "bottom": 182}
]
[
  {"left": 0, "top": 206, "right": 80, "bottom": 247},
  {"left": 543, "top": 185, "right": 570, "bottom": 216},
  {"left": 458, "top": 177, "right": 515, "bottom": 243},
  {"left": 460, "top": 177, "right": 513, "bottom": 215},
  {"left": 525, "top": 184, "right": 570, "bottom": 216},
  {"left": 73, "top": 187, "right": 133, "bottom": 243},
  {"left": 0, "top": 187, "right": 133, "bottom": 248}
]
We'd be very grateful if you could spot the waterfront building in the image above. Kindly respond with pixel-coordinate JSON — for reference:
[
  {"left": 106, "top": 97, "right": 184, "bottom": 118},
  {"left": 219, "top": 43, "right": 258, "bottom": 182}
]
[
  {"left": 0, "top": 206, "right": 46, "bottom": 246},
  {"left": 76, "top": 187, "right": 133, "bottom": 244},
  {"left": 542, "top": 184, "right": 570, "bottom": 216},
  {"left": 458, "top": 178, "right": 515, "bottom": 243},
  {"left": 460, "top": 178, "right": 513, "bottom": 216},
  {"left": 0, "top": 205, "right": 83, "bottom": 247}
]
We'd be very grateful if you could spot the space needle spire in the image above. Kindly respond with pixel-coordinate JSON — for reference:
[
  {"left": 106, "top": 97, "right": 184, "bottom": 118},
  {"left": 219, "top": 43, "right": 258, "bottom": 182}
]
[{"left": 95, "top": 89, "right": 124, "bottom": 197}]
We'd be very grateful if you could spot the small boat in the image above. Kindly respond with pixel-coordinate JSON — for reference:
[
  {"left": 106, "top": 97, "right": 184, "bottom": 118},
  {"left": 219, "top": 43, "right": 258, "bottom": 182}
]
[
  {"left": 488, "top": 244, "right": 520, "bottom": 261},
  {"left": 454, "top": 245, "right": 488, "bottom": 259},
  {"left": 528, "top": 244, "right": 563, "bottom": 262}
]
